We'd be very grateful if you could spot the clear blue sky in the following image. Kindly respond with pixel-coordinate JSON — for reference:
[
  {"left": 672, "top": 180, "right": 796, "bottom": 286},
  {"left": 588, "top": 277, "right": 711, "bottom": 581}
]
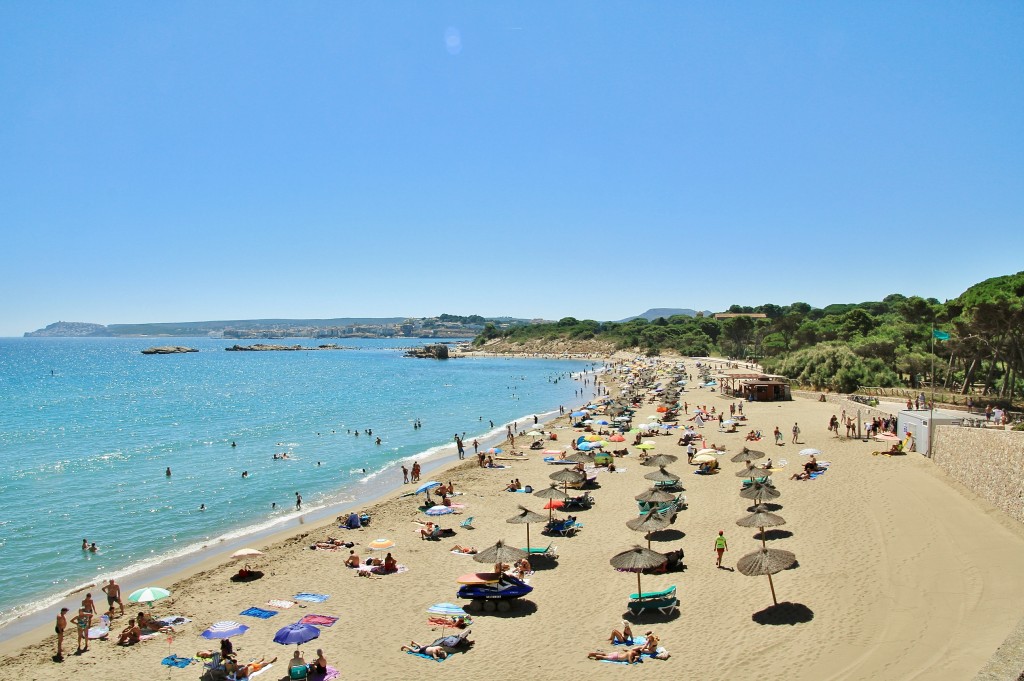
[{"left": 2, "top": 2, "right": 1022, "bottom": 336}]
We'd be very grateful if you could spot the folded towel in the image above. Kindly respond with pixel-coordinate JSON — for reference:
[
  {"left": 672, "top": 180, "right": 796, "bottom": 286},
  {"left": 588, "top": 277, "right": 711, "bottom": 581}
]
[
  {"left": 294, "top": 593, "right": 330, "bottom": 602},
  {"left": 161, "top": 654, "right": 193, "bottom": 668},
  {"left": 240, "top": 607, "right": 278, "bottom": 619},
  {"left": 299, "top": 614, "right": 338, "bottom": 627},
  {"left": 267, "top": 599, "right": 295, "bottom": 609}
]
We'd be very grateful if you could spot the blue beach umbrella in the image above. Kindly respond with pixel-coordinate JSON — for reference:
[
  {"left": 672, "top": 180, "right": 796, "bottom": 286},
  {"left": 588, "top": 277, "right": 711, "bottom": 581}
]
[
  {"left": 426, "top": 602, "right": 467, "bottom": 635},
  {"left": 273, "top": 622, "right": 320, "bottom": 648},
  {"left": 416, "top": 481, "right": 441, "bottom": 495},
  {"left": 201, "top": 621, "right": 249, "bottom": 639},
  {"left": 570, "top": 411, "right": 588, "bottom": 417}
]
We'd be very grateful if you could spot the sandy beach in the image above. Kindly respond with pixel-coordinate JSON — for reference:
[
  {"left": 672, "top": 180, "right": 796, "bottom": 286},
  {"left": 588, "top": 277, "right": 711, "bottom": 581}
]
[{"left": 3, "top": 355, "right": 1024, "bottom": 681}]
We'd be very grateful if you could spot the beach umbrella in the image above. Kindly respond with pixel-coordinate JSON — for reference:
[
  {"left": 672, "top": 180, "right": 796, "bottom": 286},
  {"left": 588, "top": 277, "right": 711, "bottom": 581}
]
[
  {"left": 549, "top": 468, "right": 585, "bottom": 486},
  {"left": 736, "top": 463, "right": 772, "bottom": 479},
  {"left": 570, "top": 411, "right": 588, "bottom": 417},
  {"left": 563, "top": 452, "right": 595, "bottom": 464},
  {"left": 127, "top": 587, "right": 170, "bottom": 605},
  {"left": 798, "top": 448, "right": 821, "bottom": 457},
  {"left": 526, "top": 430, "right": 543, "bottom": 437},
  {"left": 201, "top": 621, "right": 249, "bottom": 639},
  {"left": 737, "top": 509, "right": 787, "bottom": 548},
  {"left": 722, "top": 419, "right": 736, "bottom": 425},
  {"left": 231, "top": 548, "right": 264, "bottom": 560},
  {"left": 635, "top": 443, "right": 656, "bottom": 450},
  {"left": 739, "top": 481, "right": 781, "bottom": 504},
  {"left": 486, "top": 448, "right": 503, "bottom": 455},
  {"left": 473, "top": 540, "right": 528, "bottom": 571},
  {"left": 273, "top": 622, "right": 320, "bottom": 648},
  {"left": 584, "top": 434, "right": 602, "bottom": 442},
  {"left": 534, "top": 484, "right": 570, "bottom": 520},
  {"left": 626, "top": 512, "right": 671, "bottom": 549},
  {"left": 426, "top": 602, "right": 467, "bottom": 636},
  {"left": 635, "top": 487, "right": 676, "bottom": 504},
  {"left": 425, "top": 505, "right": 455, "bottom": 516},
  {"left": 641, "top": 454, "right": 678, "bottom": 467},
  {"left": 542, "top": 449, "right": 563, "bottom": 456},
  {"left": 736, "top": 547, "right": 797, "bottom": 605},
  {"left": 596, "top": 420, "right": 610, "bottom": 425},
  {"left": 643, "top": 467, "right": 679, "bottom": 483},
  {"left": 542, "top": 499, "right": 565, "bottom": 510},
  {"left": 415, "top": 481, "right": 441, "bottom": 495},
  {"left": 692, "top": 453, "right": 717, "bottom": 465},
  {"left": 577, "top": 442, "right": 595, "bottom": 451},
  {"left": 730, "top": 448, "right": 765, "bottom": 463},
  {"left": 506, "top": 505, "right": 546, "bottom": 553},
  {"left": 608, "top": 434, "right": 626, "bottom": 442},
  {"left": 696, "top": 448, "right": 719, "bottom": 456},
  {"left": 368, "top": 538, "right": 396, "bottom": 551},
  {"left": 610, "top": 545, "right": 668, "bottom": 600}
]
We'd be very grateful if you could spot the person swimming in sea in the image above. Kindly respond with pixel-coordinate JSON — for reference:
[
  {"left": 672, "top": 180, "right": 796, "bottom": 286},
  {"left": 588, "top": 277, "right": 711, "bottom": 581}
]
[
  {"left": 231, "top": 441, "right": 236, "bottom": 447},
  {"left": 199, "top": 504, "right": 206, "bottom": 512}
]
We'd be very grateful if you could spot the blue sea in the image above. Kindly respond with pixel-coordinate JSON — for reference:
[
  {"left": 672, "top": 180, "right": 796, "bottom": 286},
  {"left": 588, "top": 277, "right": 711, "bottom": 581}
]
[{"left": 0, "top": 337, "right": 594, "bottom": 627}]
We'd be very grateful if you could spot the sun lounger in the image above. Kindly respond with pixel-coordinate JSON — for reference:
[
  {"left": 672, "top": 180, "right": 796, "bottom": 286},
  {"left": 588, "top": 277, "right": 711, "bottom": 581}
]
[
  {"left": 629, "top": 585, "right": 677, "bottom": 601},
  {"left": 627, "top": 596, "right": 679, "bottom": 617},
  {"left": 521, "top": 543, "right": 558, "bottom": 559}
]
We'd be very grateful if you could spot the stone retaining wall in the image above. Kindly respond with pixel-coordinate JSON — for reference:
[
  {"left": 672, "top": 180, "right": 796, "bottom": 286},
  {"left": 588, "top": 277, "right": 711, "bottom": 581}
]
[{"left": 932, "top": 426, "right": 1024, "bottom": 525}]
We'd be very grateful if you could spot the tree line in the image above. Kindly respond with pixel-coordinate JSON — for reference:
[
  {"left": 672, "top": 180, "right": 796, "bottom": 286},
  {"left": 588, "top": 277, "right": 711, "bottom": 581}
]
[{"left": 473, "top": 272, "right": 1024, "bottom": 403}]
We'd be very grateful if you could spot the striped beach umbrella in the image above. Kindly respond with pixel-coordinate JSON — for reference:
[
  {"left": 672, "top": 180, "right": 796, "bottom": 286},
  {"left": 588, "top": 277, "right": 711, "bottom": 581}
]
[
  {"left": 427, "top": 602, "right": 467, "bottom": 635},
  {"left": 201, "top": 621, "right": 249, "bottom": 639},
  {"left": 368, "top": 538, "right": 396, "bottom": 551},
  {"left": 127, "top": 587, "right": 170, "bottom": 605}
]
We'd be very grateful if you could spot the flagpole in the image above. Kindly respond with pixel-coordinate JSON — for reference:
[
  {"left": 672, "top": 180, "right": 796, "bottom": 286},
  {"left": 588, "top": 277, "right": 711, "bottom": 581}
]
[{"left": 929, "top": 322, "right": 935, "bottom": 458}]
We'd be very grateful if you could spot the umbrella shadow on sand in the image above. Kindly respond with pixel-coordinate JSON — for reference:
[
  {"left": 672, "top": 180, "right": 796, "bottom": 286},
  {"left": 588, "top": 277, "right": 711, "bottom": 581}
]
[
  {"left": 529, "top": 558, "right": 560, "bottom": 572},
  {"left": 752, "top": 602, "right": 814, "bottom": 625},
  {"left": 753, "top": 529, "right": 793, "bottom": 541},
  {"left": 647, "top": 528, "right": 685, "bottom": 542},
  {"left": 746, "top": 502, "right": 783, "bottom": 513},
  {"left": 230, "top": 571, "right": 264, "bottom": 583}
]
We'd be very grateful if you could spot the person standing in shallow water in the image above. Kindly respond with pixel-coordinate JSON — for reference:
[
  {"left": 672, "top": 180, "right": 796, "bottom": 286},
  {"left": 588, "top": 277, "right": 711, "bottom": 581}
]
[{"left": 295, "top": 492, "right": 302, "bottom": 510}]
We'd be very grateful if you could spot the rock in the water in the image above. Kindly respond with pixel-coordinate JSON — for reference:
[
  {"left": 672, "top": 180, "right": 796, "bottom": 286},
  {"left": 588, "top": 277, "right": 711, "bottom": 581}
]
[
  {"left": 404, "top": 344, "right": 450, "bottom": 359},
  {"left": 141, "top": 346, "right": 199, "bottom": 355}
]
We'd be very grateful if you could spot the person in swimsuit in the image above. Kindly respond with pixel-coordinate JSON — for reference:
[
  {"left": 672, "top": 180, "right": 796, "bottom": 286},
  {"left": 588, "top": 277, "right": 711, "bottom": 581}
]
[
  {"left": 313, "top": 649, "right": 327, "bottom": 675},
  {"left": 82, "top": 593, "right": 99, "bottom": 617},
  {"left": 608, "top": 620, "right": 633, "bottom": 644},
  {"left": 55, "top": 607, "right": 69, "bottom": 660},
  {"left": 71, "top": 607, "right": 91, "bottom": 652},
  {"left": 229, "top": 656, "right": 277, "bottom": 679},
  {"left": 588, "top": 648, "right": 641, "bottom": 663},
  {"left": 401, "top": 641, "right": 447, "bottom": 659},
  {"left": 102, "top": 579, "right": 124, "bottom": 616},
  {"left": 116, "top": 618, "right": 141, "bottom": 645}
]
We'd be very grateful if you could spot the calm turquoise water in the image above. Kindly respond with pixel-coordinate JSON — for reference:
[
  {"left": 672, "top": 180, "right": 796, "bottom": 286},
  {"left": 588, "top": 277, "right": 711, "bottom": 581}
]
[{"left": 0, "top": 337, "right": 593, "bottom": 624}]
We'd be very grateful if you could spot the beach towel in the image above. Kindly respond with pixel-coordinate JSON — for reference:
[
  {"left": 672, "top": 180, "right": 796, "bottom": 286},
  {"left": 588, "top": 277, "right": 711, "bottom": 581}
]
[
  {"left": 809, "top": 469, "right": 829, "bottom": 479},
  {"left": 406, "top": 650, "right": 447, "bottom": 662},
  {"left": 161, "top": 654, "right": 193, "bottom": 668},
  {"left": 611, "top": 636, "right": 648, "bottom": 647},
  {"left": 450, "top": 549, "right": 475, "bottom": 556},
  {"left": 298, "top": 614, "right": 338, "bottom": 627},
  {"left": 156, "top": 615, "right": 192, "bottom": 626},
  {"left": 356, "top": 564, "right": 408, "bottom": 575},
  {"left": 310, "top": 666, "right": 340, "bottom": 680},
  {"left": 267, "top": 599, "right": 295, "bottom": 609},
  {"left": 240, "top": 607, "right": 278, "bottom": 619},
  {"left": 294, "top": 593, "right": 330, "bottom": 603},
  {"left": 248, "top": 663, "right": 273, "bottom": 679}
]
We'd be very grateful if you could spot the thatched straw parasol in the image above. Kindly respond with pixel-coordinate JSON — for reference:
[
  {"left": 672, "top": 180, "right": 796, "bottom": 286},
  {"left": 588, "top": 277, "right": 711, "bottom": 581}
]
[
  {"left": 735, "top": 463, "right": 773, "bottom": 478},
  {"left": 549, "top": 468, "right": 586, "bottom": 495},
  {"left": 564, "top": 452, "right": 595, "bottom": 464},
  {"left": 610, "top": 545, "right": 668, "bottom": 599},
  {"left": 736, "top": 547, "right": 797, "bottom": 605},
  {"left": 533, "top": 484, "right": 570, "bottom": 520},
  {"left": 736, "top": 508, "right": 786, "bottom": 548},
  {"left": 626, "top": 513, "right": 671, "bottom": 549},
  {"left": 635, "top": 488, "right": 676, "bottom": 504},
  {"left": 643, "top": 467, "right": 680, "bottom": 483},
  {"left": 739, "top": 481, "right": 781, "bottom": 504},
  {"left": 506, "top": 505, "right": 546, "bottom": 553},
  {"left": 640, "top": 454, "right": 679, "bottom": 468},
  {"left": 730, "top": 447, "right": 766, "bottom": 464},
  {"left": 473, "top": 540, "right": 529, "bottom": 572}
]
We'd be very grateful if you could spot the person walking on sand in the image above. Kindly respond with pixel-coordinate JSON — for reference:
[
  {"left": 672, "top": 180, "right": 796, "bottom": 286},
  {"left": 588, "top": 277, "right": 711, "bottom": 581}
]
[
  {"left": 102, "top": 578, "right": 124, "bottom": 616},
  {"left": 715, "top": 531, "right": 728, "bottom": 568},
  {"left": 55, "top": 607, "right": 69, "bottom": 660},
  {"left": 402, "top": 465, "right": 409, "bottom": 484},
  {"left": 791, "top": 422, "right": 800, "bottom": 444},
  {"left": 774, "top": 426, "right": 783, "bottom": 446}
]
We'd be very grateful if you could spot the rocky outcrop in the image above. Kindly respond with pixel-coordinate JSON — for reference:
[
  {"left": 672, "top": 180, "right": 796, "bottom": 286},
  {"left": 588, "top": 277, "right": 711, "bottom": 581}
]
[
  {"left": 141, "top": 346, "right": 199, "bottom": 355},
  {"left": 224, "top": 344, "right": 349, "bottom": 352},
  {"left": 404, "top": 344, "right": 450, "bottom": 359},
  {"left": 25, "top": 321, "right": 110, "bottom": 337}
]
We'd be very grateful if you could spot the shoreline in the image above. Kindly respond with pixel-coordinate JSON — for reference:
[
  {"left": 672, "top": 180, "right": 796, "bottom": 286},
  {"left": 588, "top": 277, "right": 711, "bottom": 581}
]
[{"left": 0, "top": 369, "right": 602, "bottom": 656}]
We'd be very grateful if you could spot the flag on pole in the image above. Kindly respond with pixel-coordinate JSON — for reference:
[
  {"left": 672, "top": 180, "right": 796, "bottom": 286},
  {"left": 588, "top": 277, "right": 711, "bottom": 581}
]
[{"left": 932, "top": 330, "right": 950, "bottom": 341}]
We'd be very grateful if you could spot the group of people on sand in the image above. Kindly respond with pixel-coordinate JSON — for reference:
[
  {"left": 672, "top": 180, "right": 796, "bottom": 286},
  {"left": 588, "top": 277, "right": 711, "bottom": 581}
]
[
  {"left": 791, "top": 454, "right": 822, "bottom": 480},
  {"left": 587, "top": 621, "right": 670, "bottom": 663}
]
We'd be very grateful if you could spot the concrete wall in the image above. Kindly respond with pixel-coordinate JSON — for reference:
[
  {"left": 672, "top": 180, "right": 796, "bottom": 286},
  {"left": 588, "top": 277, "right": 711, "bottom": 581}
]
[{"left": 932, "top": 426, "right": 1024, "bottom": 525}]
